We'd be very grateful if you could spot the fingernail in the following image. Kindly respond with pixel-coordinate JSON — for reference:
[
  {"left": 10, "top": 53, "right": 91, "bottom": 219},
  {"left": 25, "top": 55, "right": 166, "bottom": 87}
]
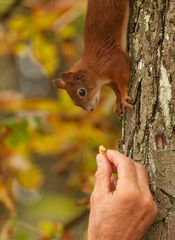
[{"left": 96, "top": 154, "right": 105, "bottom": 166}]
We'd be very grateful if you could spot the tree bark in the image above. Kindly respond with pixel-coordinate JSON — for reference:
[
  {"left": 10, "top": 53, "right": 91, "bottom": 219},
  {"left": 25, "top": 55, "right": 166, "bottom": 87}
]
[{"left": 122, "top": 0, "right": 175, "bottom": 239}]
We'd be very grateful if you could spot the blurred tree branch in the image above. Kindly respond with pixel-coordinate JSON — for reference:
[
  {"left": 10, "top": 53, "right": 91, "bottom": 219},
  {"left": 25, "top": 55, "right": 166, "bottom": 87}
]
[{"left": 0, "top": 0, "right": 22, "bottom": 22}]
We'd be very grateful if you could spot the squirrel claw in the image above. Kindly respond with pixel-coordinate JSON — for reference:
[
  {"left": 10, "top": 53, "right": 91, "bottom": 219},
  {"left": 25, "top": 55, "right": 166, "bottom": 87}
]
[
  {"left": 121, "top": 97, "right": 134, "bottom": 110},
  {"left": 113, "top": 97, "right": 133, "bottom": 113},
  {"left": 125, "top": 96, "right": 132, "bottom": 101}
]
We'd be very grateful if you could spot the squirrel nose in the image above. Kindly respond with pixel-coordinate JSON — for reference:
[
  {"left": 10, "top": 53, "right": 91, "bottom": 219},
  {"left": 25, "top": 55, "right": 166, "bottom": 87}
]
[
  {"left": 86, "top": 107, "right": 94, "bottom": 112},
  {"left": 85, "top": 106, "right": 94, "bottom": 112}
]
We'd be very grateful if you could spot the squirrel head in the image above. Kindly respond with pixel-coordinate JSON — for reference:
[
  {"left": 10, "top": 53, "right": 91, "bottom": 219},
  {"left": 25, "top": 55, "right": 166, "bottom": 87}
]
[{"left": 53, "top": 70, "right": 101, "bottom": 112}]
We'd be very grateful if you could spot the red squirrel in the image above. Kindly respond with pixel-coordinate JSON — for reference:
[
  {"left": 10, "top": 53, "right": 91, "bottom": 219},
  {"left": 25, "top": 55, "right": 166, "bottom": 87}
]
[{"left": 54, "top": 0, "right": 133, "bottom": 112}]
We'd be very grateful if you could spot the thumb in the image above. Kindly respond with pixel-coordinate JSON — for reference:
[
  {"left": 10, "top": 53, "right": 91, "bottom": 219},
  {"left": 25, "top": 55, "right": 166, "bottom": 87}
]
[{"left": 94, "top": 154, "right": 112, "bottom": 194}]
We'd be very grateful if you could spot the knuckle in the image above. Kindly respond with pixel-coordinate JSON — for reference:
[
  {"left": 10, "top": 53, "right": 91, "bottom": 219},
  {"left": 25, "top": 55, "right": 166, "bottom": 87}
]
[
  {"left": 136, "top": 162, "right": 145, "bottom": 169},
  {"left": 90, "top": 189, "right": 104, "bottom": 207},
  {"left": 142, "top": 196, "right": 155, "bottom": 209},
  {"left": 139, "top": 164, "right": 146, "bottom": 172},
  {"left": 126, "top": 158, "right": 135, "bottom": 168},
  {"left": 141, "top": 197, "right": 158, "bottom": 217},
  {"left": 135, "top": 163, "right": 147, "bottom": 174}
]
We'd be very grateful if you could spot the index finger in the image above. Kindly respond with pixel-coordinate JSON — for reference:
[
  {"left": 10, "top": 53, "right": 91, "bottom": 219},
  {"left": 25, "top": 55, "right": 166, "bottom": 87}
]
[{"left": 106, "top": 150, "right": 138, "bottom": 184}]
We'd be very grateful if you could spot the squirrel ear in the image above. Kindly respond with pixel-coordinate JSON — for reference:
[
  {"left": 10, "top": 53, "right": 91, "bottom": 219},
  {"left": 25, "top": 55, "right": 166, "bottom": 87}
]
[
  {"left": 52, "top": 79, "right": 66, "bottom": 89},
  {"left": 61, "top": 72, "right": 74, "bottom": 83}
]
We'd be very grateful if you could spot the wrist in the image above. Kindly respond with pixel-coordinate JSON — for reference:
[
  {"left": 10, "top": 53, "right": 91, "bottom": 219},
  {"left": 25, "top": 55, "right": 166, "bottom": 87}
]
[
  {"left": 88, "top": 226, "right": 142, "bottom": 240},
  {"left": 87, "top": 226, "right": 116, "bottom": 240}
]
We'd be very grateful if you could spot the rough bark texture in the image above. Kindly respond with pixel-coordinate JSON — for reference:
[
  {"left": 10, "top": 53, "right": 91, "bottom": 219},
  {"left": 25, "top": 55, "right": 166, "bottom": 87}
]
[{"left": 122, "top": 0, "right": 175, "bottom": 239}]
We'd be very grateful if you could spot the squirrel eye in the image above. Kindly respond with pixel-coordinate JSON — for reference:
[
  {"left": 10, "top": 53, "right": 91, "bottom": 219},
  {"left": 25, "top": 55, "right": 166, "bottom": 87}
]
[{"left": 78, "top": 88, "right": 87, "bottom": 98}]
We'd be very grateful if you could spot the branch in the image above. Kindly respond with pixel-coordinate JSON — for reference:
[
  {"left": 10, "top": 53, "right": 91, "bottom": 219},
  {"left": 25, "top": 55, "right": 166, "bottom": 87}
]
[{"left": 0, "top": 0, "right": 22, "bottom": 22}]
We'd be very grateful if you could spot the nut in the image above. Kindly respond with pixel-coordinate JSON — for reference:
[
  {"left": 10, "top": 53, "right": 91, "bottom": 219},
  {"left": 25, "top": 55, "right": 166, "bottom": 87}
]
[{"left": 99, "top": 145, "right": 107, "bottom": 155}]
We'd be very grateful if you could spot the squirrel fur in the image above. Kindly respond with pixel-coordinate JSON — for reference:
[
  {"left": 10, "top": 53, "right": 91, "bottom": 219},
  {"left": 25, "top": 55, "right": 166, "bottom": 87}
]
[{"left": 54, "top": 0, "right": 133, "bottom": 112}]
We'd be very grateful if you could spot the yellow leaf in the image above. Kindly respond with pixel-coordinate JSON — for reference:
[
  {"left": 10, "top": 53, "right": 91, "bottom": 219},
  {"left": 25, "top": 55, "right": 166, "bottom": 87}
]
[
  {"left": 32, "top": 11, "right": 60, "bottom": 31},
  {"left": 58, "top": 25, "right": 76, "bottom": 40},
  {"left": 32, "top": 34, "right": 59, "bottom": 75},
  {"left": 39, "top": 220, "right": 55, "bottom": 237}
]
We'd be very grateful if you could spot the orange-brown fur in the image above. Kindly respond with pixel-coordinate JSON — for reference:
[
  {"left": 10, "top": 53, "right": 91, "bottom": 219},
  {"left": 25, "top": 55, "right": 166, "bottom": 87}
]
[{"left": 54, "top": 0, "right": 133, "bottom": 112}]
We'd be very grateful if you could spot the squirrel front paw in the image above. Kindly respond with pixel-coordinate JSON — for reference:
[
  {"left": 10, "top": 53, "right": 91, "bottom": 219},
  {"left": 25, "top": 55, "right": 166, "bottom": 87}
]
[
  {"left": 113, "top": 96, "right": 133, "bottom": 113},
  {"left": 121, "top": 96, "right": 134, "bottom": 110}
]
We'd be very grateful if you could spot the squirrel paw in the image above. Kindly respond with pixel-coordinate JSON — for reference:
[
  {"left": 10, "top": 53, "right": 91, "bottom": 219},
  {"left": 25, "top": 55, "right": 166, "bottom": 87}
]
[{"left": 121, "top": 96, "right": 134, "bottom": 110}]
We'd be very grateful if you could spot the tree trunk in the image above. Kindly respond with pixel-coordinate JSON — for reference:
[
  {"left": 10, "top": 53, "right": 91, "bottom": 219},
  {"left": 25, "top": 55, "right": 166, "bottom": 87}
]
[{"left": 122, "top": 0, "right": 175, "bottom": 239}]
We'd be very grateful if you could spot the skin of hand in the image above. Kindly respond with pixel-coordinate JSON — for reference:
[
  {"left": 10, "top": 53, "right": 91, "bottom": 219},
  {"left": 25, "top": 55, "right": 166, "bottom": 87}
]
[{"left": 88, "top": 150, "right": 158, "bottom": 240}]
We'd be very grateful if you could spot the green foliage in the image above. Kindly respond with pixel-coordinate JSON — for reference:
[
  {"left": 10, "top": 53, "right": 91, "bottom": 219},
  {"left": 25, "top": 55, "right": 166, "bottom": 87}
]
[
  {"left": 4, "top": 118, "right": 29, "bottom": 148},
  {"left": 0, "top": 0, "right": 14, "bottom": 14},
  {"left": 13, "top": 232, "right": 30, "bottom": 240},
  {"left": 20, "top": 194, "right": 84, "bottom": 222}
]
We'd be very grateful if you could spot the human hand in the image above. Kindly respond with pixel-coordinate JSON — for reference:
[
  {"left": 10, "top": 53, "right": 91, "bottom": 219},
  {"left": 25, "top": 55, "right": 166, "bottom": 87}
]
[{"left": 88, "top": 150, "right": 158, "bottom": 240}]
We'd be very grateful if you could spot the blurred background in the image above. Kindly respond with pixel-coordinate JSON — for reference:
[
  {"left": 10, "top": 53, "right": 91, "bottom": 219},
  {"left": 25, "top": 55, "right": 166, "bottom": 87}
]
[{"left": 0, "top": 0, "right": 121, "bottom": 239}]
